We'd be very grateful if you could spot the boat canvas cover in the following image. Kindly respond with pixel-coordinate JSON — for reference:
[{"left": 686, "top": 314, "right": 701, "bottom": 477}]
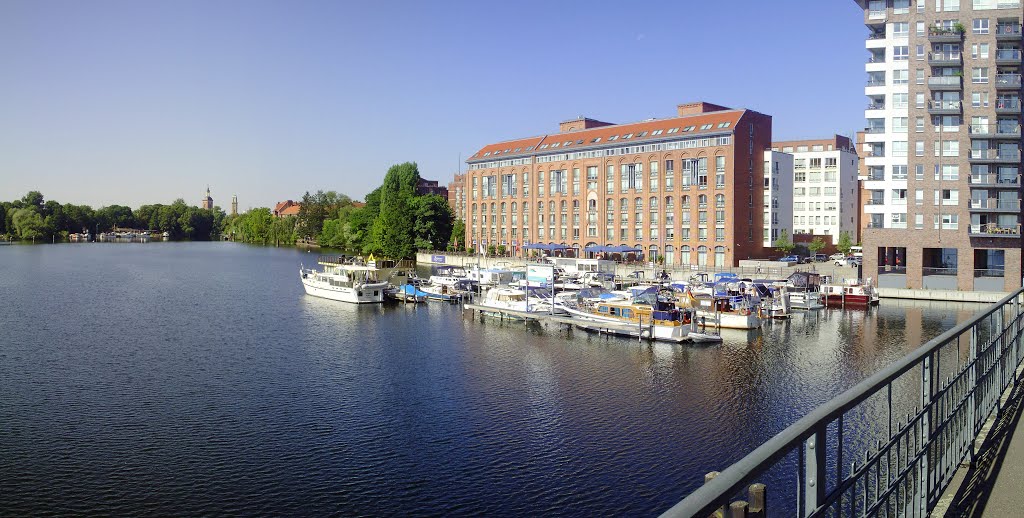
[{"left": 787, "top": 271, "right": 821, "bottom": 288}]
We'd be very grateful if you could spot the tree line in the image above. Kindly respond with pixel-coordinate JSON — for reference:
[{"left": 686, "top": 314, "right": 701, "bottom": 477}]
[{"left": 0, "top": 191, "right": 226, "bottom": 241}]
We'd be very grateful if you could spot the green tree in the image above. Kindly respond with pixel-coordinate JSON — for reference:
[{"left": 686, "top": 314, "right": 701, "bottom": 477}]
[
  {"left": 808, "top": 237, "right": 826, "bottom": 255},
  {"left": 411, "top": 194, "right": 453, "bottom": 251},
  {"left": 837, "top": 231, "right": 854, "bottom": 255},
  {"left": 449, "top": 219, "right": 465, "bottom": 250},
  {"left": 371, "top": 162, "right": 420, "bottom": 258},
  {"left": 773, "top": 229, "right": 795, "bottom": 255},
  {"left": 11, "top": 208, "right": 46, "bottom": 241}
]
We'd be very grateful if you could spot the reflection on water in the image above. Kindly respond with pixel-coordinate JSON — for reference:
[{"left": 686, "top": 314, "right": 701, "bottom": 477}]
[{"left": 0, "top": 243, "right": 988, "bottom": 516}]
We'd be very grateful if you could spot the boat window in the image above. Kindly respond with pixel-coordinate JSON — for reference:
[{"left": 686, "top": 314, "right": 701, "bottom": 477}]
[
  {"left": 598, "top": 306, "right": 608, "bottom": 314},
  {"left": 622, "top": 309, "right": 633, "bottom": 318}
]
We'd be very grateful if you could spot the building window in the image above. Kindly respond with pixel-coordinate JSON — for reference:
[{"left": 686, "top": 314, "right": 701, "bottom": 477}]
[{"left": 973, "top": 18, "right": 989, "bottom": 34}]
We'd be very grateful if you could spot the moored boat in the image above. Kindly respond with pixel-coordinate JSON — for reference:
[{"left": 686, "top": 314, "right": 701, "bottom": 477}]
[
  {"left": 823, "top": 279, "right": 879, "bottom": 306},
  {"left": 560, "top": 286, "right": 719, "bottom": 343},
  {"left": 299, "top": 256, "right": 389, "bottom": 304}
]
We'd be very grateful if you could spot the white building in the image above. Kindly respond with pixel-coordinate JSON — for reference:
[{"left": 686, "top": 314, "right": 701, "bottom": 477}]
[
  {"left": 763, "top": 150, "right": 794, "bottom": 248},
  {"left": 772, "top": 136, "right": 860, "bottom": 244}
]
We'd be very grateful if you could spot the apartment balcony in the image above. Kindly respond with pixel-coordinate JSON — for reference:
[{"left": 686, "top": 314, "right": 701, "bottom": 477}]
[
  {"left": 928, "top": 76, "right": 963, "bottom": 91},
  {"left": 867, "top": 9, "right": 886, "bottom": 21},
  {"left": 865, "top": 199, "right": 886, "bottom": 206},
  {"left": 866, "top": 78, "right": 886, "bottom": 87},
  {"left": 969, "top": 198, "right": 1021, "bottom": 211},
  {"left": 867, "top": 55, "right": 886, "bottom": 64},
  {"left": 866, "top": 102, "right": 886, "bottom": 111},
  {"left": 968, "top": 149, "right": 1021, "bottom": 163},
  {"left": 995, "top": 74, "right": 1022, "bottom": 89},
  {"left": 997, "top": 125, "right": 1023, "bottom": 138},
  {"left": 995, "top": 99, "right": 1021, "bottom": 113},
  {"left": 971, "top": 124, "right": 1023, "bottom": 138},
  {"left": 970, "top": 174, "right": 1021, "bottom": 187},
  {"left": 928, "top": 26, "right": 964, "bottom": 43},
  {"left": 927, "top": 100, "right": 962, "bottom": 115},
  {"left": 928, "top": 52, "right": 962, "bottom": 66},
  {"left": 866, "top": 31, "right": 886, "bottom": 41},
  {"left": 969, "top": 223, "right": 1022, "bottom": 237},
  {"left": 996, "top": 49, "right": 1022, "bottom": 65},
  {"left": 865, "top": 126, "right": 886, "bottom": 134},
  {"left": 996, "top": 24, "right": 1022, "bottom": 41}
]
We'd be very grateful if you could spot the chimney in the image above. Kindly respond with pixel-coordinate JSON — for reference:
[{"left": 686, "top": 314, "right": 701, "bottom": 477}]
[
  {"left": 559, "top": 116, "right": 615, "bottom": 133},
  {"left": 676, "top": 102, "right": 731, "bottom": 116}
]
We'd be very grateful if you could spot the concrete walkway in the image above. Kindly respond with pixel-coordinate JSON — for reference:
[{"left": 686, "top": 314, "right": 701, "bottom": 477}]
[{"left": 938, "top": 369, "right": 1024, "bottom": 517}]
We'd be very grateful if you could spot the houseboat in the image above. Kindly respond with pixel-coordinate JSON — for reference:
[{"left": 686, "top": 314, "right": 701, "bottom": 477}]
[{"left": 823, "top": 279, "right": 880, "bottom": 306}]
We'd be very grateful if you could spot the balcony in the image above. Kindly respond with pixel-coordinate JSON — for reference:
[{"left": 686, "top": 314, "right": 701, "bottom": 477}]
[
  {"left": 969, "top": 198, "right": 1021, "bottom": 211},
  {"left": 969, "top": 223, "right": 1022, "bottom": 237},
  {"left": 868, "top": 9, "right": 886, "bottom": 21},
  {"left": 995, "top": 98, "right": 1021, "bottom": 113},
  {"left": 996, "top": 49, "right": 1022, "bottom": 65},
  {"left": 971, "top": 174, "right": 1021, "bottom": 187},
  {"left": 968, "top": 149, "right": 1021, "bottom": 163},
  {"left": 928, "top": 52, "right": 962, "bottom": 66},
  {"left": 867, "top": 55, "right": 886, "bottom": 64},
  {"left": 996, "top": 24, "right": 1022, "bottom": 41},
  {"left": 866, "top": 78, "right": 886, "bottom": 87},
  {"left": 866, "top": 102, "right": 886, "bottom": 110},
  {"left": 865, "top": 126, "right": 886, "bottom": 134},
  {"left": 865, "top": 199, "right": 886, "bottom": 206},
  {"left": 867, "top": 31, "right": 886, "bottom": 40},
  {"left": 928, "top": 76, "right": 963, "bottom": 91},
  {"left": 995, "top": 74, "right": 1022, "bottom": 89},
  {"left": 928, "top": 26, "right": 964, "bottom": 43},
  {"left": 927, "top": 100, "right": 962, "bottom": 114},
  {"left": 996, "top": 125, "right": 1022, "bottom": 138}
]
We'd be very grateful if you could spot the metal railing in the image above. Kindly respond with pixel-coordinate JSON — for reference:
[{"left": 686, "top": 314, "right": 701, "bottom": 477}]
[{"left": 662, "top": 288, "right": 1024, "bottom": 517}]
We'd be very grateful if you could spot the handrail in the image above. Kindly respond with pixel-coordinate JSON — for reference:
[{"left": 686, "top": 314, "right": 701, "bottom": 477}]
[{"left": 662, "top": 288, "right": 1024, "bottom": 517}]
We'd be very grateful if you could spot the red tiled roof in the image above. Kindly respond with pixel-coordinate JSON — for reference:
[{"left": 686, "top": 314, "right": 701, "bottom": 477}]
[
  {"left": 278, "top": 204, "right": 301, "bottom": 216},
  {"left": 468, "top": 110, "right": 746, "bottom": 162}
]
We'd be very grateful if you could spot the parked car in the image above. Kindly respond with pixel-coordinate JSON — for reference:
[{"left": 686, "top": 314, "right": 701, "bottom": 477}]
[
  {"left": 779, "top": 255, "right": 800, "bottom": 262},
  {"left": 812, "top": 253, "right": 828, "bottom": 262},
  {"left": 835, "top": 256, "right": 862, "bottom": 267},
  {"left": 829, "top": 253, "right": 847, "bottom": 261}
]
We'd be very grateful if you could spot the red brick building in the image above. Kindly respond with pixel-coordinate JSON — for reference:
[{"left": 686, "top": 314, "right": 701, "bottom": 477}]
[{"left": 462, "top": 102, "right": 772, "bottom": 267}]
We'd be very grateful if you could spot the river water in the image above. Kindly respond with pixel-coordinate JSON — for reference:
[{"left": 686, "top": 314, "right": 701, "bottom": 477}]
[{"left": 0, "top": 242, "right": 986, "bottom": 516}]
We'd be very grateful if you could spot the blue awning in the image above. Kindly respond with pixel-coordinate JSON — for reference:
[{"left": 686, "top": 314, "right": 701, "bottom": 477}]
[{"left": 522, "top": 243, "right": 572, "bottom": 251}]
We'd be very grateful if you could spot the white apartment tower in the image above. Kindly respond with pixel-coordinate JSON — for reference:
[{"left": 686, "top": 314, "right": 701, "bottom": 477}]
[
  {"left": 763, "top": 150, "right": 794, "bottom": 248},
  {"left": 772, "top": 137, "right": 860, "bottom": 244}
]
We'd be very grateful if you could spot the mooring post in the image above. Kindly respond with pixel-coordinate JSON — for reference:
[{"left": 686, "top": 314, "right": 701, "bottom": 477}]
[
  {"left": 748, "top": 483, "right": 766, "bottom": 518},
  {"left": 728, "top": 501, "right": 749, "bottom": 518},
  {"left": 704, "top": 471, "right": 725, "bottom": 518}
]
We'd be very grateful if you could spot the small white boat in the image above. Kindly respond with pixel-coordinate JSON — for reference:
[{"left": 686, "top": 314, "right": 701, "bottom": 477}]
[
  {"left": 476, "top": 287, "right": 562, "bottom": 317},
  {"left": 300, "top": 256, "right": 389, "bottom": 304}
]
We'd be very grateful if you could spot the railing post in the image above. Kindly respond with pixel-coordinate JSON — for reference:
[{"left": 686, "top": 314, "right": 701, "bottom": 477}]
[
  {"left": 803, "top": 427, "right": 826, "bottom": 516},
  {"left": 919, "top": 353, "right": 933, "bottom": 516}
]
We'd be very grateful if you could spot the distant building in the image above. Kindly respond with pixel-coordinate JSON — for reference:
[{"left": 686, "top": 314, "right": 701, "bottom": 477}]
[
  {"left": 201, "top": 186, "right": 214, "bottom": 210},
  {"left": 771, "top": 136, "right": 860, "bottom": 244},
  {"left": 231, "top": 195, "right": 238, "bottom": 216},
  {"left": 273, "top": 200, "right": 301, "bottom": 217},
  {"left": 416, "top": 178, "right": 449, "bottom": 198},
  {"left": 448, "top": 173, "right": 466, "bottom": 221},
  {"left": 763, "top": 150, "right": 794, "bottom": 249}
]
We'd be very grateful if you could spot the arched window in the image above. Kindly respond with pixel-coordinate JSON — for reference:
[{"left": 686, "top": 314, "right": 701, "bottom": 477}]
[
  {"left": 697, "top": 245, "right": 708, "bottom": 267},
  {"left": 665, "top": 196, "right": 674, "bottom": 210},
  {"left": 634, "top": 197, "right": 643, "bottom": 209},
  {"left": 665, "top": 245, "right": 675, "bottom": 265},
  {"left": 681, "top": 195, "right": 690, "bottom": 208},
  {"left": 680, "top": 245, "right": 691, "bottom": 265},
  {"left": 560, "top": 200, "right": 567, "bottom": 213},
  {"left": 649, "top": 245, "right": 658, "bottom": 261},
  {"left": 572, "top": 199, "right": 579, "bottom": 210},
  {"left": 715, "top": 246, "right": 726, "bottom": 268},
  {"left": 606, "top": 199, "right": 614, "bottom": 211},
  {"left": 649, "top": 196, "right": 658, "bottom": 209},
  {"left": 698, "top": 195, "right": 708, "bottom": 208},
  {"left": 501, "top": 202, "right": 506, "bottom": 213},
  {"left": 715, "top": 194, "right": 725, "bottom": 208},
  {"left": 490, "top": 203, "right": 496, "bottom": 214},
  {"left": 620, "top": 198, "right": 628, "bottom": 211},
  {"left": 549, "top": 201, "right": 555, "bottom": 212},
  {"left": 510, "top": 202, "right": 517, "bottom": 213}
]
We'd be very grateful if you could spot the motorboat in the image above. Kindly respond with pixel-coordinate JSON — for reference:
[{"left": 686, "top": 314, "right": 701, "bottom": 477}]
[
  {"left": 385, "top": 284, "right": 428, "bottom": 303},
  {"left": 474, "top": 287, "right": 563, "bottom": 318},
  {"left": 823, "top": 279, "right": 880, "bottom": 306},
  {"left": 561, "top": 286, "right": 720, "bottom": 343},
  {"left": 299, "top": 256, "right": 389, "bottom": 303},
  {"left": 785, "top": 271, "right": 825, "bottom": 310}
]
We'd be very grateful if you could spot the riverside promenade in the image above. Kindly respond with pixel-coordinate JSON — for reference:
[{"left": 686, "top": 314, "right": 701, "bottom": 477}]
[{"left": 936, "top": 363, "right": 1024, "bottom": 518}]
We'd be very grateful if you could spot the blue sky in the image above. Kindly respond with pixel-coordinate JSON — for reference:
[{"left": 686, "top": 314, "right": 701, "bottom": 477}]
[{"left": 0, "top": 0, "right": 866, "bottom": 210}]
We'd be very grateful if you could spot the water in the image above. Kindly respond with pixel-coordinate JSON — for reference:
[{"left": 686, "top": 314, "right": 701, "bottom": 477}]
[{"left": 0, "top": 243, "right": 986, "bottom": 516}]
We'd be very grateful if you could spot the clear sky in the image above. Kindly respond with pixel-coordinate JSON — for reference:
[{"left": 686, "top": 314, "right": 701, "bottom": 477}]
[{"left": 0, "top": 0, "right": 866, "bottom": 210}]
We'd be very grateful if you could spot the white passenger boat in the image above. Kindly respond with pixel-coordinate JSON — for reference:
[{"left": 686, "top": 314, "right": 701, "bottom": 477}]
[
  {"left": 475, "top": 287, "right": 563, "bottom": 318},
  {"left": 299, "top": 256, "right": 389, "bottom": 304}
]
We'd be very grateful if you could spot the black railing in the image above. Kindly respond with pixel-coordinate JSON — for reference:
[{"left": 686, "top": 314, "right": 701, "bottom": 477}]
[{"left": 662, "top": 289, "right": 1024, "bottom": 517}]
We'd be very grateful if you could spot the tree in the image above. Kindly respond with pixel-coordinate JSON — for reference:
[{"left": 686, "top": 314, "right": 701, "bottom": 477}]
[
  {"left": 11, "top": 208, "right": 46, "bottom": 241},
  {"left": 449, "top": 219, "right": 465, "bottom": 251},
  {"left": 371, "top": 162, "right": 420, "bottom": 258},
  {"left": 773, "top": 229, "right": 795, "bottom": 255},
  {"left": 808, "top": 237, "right": 826, "bottom": 255},
  {"left": 411, "top": 194, "right": 453, "bottom": 251},
  {"left": 496, "top": 244, "right": 506, "bottom": 256},
  {"left": 837, "top": 231, "right": 854, "bottom": 255}
]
